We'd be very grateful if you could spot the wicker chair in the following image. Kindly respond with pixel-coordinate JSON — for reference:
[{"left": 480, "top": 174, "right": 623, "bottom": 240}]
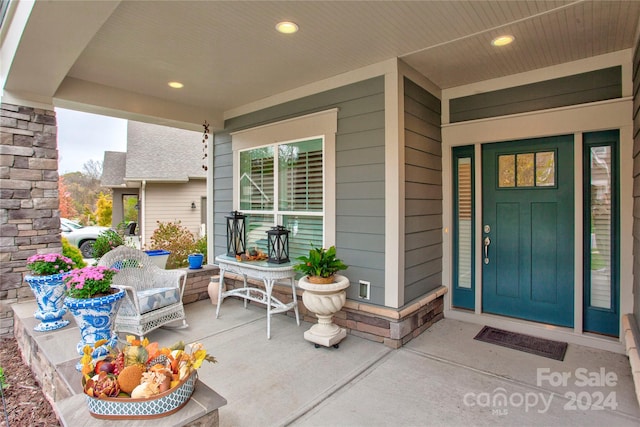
[{"left": 97, "top": 246, "right": 188, "bottom": 338}]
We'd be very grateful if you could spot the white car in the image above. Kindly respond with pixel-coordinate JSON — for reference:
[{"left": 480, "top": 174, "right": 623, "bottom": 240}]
[{"left": 60, "top": 218, "right": 110, "bottom": 258}]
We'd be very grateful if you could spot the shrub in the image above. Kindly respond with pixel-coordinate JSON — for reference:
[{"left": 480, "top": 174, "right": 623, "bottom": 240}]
[
  {"left": 149, "top": 221, "right": 195, "bottom": 269},
  {"left": 192, "top": 235, "right": 207, "bottom": 258},
  {"left": 92, "top": 229, "right": 125, "bottom": 260},
  {"left": 62, "top": 237, "right": 86, "bottom": 268}
]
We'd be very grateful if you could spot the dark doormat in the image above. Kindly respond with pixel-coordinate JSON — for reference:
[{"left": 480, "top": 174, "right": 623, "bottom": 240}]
[{"left": 474, "top": 326, "right": 568, "bottom": 361}]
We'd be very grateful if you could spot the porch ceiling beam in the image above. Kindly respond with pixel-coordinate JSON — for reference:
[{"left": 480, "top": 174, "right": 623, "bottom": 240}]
[
  {"left": 2, "top": 1, "right": 120, "bottom": 102},
  {"left": 54, "top": 77, "right": 223, "bottom": 132}
]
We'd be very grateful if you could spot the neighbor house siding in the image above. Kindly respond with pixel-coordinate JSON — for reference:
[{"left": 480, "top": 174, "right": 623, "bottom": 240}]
[
  {"left": 143, "top": 180, "right": 206, "bottom": 246},
  {"left": 450, "top": 66, "right": 622, "bottom": 123},
  {"left": 403, "top": 78, "right": 443, "bottom": 304},
  {"left": 213, "top": 77, "right": 387, "bottom": 305},
  {"left": 633, "top": 37, "right": 640, "bottom": 324}
]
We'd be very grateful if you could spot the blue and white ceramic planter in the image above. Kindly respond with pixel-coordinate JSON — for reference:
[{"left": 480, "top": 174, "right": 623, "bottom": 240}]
[
  {"left": 64, "top": 287, "right": 125, "bottom": 365},
  {"left": 25, "top": 273, "right": 70, "bottom": 332}
]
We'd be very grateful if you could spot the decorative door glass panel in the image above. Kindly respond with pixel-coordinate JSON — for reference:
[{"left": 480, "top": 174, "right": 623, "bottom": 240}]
[
  {"left": 498, "top": 154, "right": 515, "bottom": 187},
  {"left": 498, "top": 151, "right": 556, "bottom": 189},
  {"left": 535, "top": 152, "right": 555, "bottom": 186},
  {"left": 516, "top": 153, "right": 534, "bottom": 187}
]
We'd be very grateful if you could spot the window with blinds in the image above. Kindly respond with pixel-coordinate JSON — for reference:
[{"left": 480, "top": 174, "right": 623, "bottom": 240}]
[
  {"left": 239, "top": 138, "right": 324, "bottom": 260},
  {"left": 587, "top": 145, "right": 613, "bottom": 309},
  {"left": 452, "top": 146, "right": 475, "bottom": 310}
]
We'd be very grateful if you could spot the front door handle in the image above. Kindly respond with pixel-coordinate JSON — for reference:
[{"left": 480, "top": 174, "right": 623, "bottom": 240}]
[{"left": 483, "top": 236, "right": 491, "bottom": 264}]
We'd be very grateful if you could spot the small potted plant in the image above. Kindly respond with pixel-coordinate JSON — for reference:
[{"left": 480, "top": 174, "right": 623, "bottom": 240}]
[
  {"left": 63, "top": 266, "right": 125, "bottom": 364},
  {"left": 187, "top": 236, "right": 207, "bottom": 269},
  {"left": 294, "top": 245, "right": 348, "bottom": 284},
  {"left": 24, "top": 252, "right": 77, "bottom": 331},
  {"left": 294, "top": 246, "right": 350, "bottom": 349}
]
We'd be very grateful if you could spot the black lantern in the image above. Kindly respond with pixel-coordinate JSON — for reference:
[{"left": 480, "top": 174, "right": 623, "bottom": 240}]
[
  {"left": 267, "top": 226, "right": 289, "bottom": 264},
  {"left": 226, "top": 211, "right": 246, "bottom": 257}
]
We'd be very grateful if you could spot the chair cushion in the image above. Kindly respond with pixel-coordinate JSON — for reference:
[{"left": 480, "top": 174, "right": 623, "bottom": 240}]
[{"left": 136, "top": 287, "right": 181, "bottom": 314}]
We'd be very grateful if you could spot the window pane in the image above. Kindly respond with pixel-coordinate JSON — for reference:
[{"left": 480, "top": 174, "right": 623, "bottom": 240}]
[
  {"left": 498, "top": 155, "right": 515, "bottom": 187},
  {"left": 589, "top": 146, "right": 612, "bottom": 309},
  {"left": 457, "top": 158, "right": 472, "bottom": 289},
  {"left": 240, "top": 147, "right": 274, "bottom": 210},
  {"left": 245, "top": 214, "right": 273, "bottom": 254},
  {"left": 536, "top": 151, "right": 555, "bottom": 186},
  {"left": 516, "top": 153, "right": 534, "bottom": 187},
  {"left": 283, "top": 215, "right": 323, "bottom": 261},
  {"left": 279, "top": 139, "right": 323, "bottom": 212}
]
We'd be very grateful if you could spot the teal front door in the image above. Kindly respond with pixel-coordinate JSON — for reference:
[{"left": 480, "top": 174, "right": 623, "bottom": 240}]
[{"left": 482, "top": 136, "right": 574, "bottom": 327}]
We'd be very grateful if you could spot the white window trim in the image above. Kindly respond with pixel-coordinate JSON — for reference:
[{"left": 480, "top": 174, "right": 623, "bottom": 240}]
[{"left": 231, "top": 108, "right": 338, "bottom": 246}]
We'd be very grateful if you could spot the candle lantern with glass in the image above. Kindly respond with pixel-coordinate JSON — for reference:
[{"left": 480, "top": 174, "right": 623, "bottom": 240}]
[
  {"left": 267, "top": 226, "right": 290, "bottom": 264},
  {"left": 226, "top": 211, "right": 246, "bottom": 257}
]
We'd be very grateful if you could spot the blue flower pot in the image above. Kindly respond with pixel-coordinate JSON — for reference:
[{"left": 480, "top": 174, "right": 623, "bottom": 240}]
[
  {"left": 64, "top": 287, "right": 125, "bottom": 367},
  {"left": 25, "top": 273, "right": 70, "bottom": 332},
  {"left": 188, "top": 253, "right": 204, "bottom": 269}
]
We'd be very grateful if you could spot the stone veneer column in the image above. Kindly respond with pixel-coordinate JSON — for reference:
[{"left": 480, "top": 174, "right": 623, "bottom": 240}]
[{"left": 0, "top": 103, "right": 61, "bottom": 337}]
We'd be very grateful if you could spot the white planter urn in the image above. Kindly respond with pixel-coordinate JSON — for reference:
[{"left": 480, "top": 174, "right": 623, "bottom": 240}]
[{"left": 298, "top": 274, "right": 350, "bottom": 348}]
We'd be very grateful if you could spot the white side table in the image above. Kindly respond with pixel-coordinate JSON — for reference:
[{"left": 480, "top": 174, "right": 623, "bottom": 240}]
[{"left": 214, "top": 255, "right": 300, "bottom": 339}]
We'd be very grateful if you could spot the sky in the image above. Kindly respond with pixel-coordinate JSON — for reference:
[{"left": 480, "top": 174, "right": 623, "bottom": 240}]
[{"left": 56, "top": 108, "right": 127, "bottom": 174}]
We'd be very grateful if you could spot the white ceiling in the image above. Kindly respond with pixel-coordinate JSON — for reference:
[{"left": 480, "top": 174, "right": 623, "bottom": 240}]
[{"left": 3, "top": 1, "right": 639, "bottom": 129}]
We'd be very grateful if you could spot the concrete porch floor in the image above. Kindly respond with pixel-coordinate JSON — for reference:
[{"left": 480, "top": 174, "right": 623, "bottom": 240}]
[{"left": 12, "top": 297, "right": 640, "bottom": 426}]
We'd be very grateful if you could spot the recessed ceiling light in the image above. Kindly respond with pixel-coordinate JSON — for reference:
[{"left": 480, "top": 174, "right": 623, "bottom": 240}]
[
  {"left": 275, "top": 21, "right": 299, "bottom": 34},
  {"left": 491, "top": 35, "right": 514, "bottom": 47},
  {"left": 168, "top": 81, "right": 184, "bottom": 89}
]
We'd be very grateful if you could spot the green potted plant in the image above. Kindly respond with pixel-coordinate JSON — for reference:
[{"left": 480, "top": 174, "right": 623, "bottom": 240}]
[
  {"left": 188, "top": 236, "right": 207, "bottom": 269},
  {"left": 294, "top": 245, "right": 348, "bottom": 284},
  {"left": 294, "top": 245, "right": 350, "bottom": 348}
]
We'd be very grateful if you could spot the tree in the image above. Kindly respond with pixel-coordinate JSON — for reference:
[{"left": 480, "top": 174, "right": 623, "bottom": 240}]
[
  {"left": 58, "top": 176, "right": 78, "bottom": 218},
  {"left": 62, "top": 159, "right": 110, "bottom": 225},
  {"left": 82, "top": 159, "right": 103, "bottom": 180},
  {"left": 95, "top": 192, "right": 113, "bottom": 226},
  {"left": 123, "top": 195, "right": 139, "bottom": 223}
]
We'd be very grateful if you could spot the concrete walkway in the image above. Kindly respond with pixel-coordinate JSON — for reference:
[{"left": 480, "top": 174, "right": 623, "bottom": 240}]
[{"left": 14, "top": 297, "right": 640, "bottom": 426}]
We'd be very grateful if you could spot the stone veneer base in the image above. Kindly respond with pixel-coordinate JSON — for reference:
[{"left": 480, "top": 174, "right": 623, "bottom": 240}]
[{"left": 215, "top": 273, "right": 446, "bottom": 349}]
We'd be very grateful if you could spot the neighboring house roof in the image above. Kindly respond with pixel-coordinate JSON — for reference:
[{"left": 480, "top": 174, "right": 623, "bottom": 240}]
[
  {"left": 126, "top": 121, "right": 204, "bottom": 182},
  {"left": 101, "top": 151, "right": 127, "bottom": 187},
  {"left": 101, "top": 121, "right": 205, "bottom": 187}
]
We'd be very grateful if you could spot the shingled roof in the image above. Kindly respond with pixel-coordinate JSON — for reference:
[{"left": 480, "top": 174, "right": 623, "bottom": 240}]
[
  {"left": 101, "top": 151, "right": 127, "bottom": 187},
  {"left": 101, "top": 121, "right": 205, "bottom": 186}
]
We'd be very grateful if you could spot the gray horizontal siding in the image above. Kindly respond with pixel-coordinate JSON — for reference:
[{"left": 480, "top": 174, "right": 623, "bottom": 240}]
[
  {"left": 213, "top": 133, "right": 233, "bottom": 242},
  {"left": 404, "top": 77, "right": 443, "bottom": 304},
  {"left": 632, "top": 35, "right": 640, "bottom": 322},
  {"left": 450, "top": 66, "right": 622, "bottom": 123},
  {"left": 213, "top": 76, "right": 386, "bottom": 305}
]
